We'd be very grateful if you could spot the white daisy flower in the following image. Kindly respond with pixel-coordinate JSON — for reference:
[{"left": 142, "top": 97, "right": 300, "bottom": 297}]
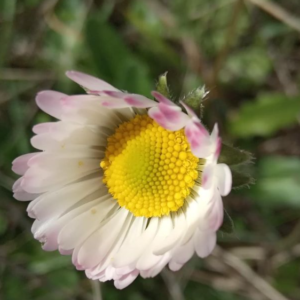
[{"left": 12, "top": 71, "right": 232, "bottom": 289}]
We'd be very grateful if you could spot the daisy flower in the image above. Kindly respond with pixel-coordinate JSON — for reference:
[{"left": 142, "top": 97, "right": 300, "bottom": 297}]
[{"left": 12, "top": 71, "right": 232, "bottom": 289}]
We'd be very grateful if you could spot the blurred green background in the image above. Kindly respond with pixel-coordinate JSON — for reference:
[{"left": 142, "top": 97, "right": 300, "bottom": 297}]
[{"left": 0, "top": 0, "right": 300, "bottom": 299}]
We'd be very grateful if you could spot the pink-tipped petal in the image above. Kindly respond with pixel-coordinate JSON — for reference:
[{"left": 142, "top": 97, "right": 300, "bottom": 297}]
[
  {"left": 201, "top": 164, "right": 214, "bottom": 190},
  {"left": 215, "top": 163, "right": 232, "bottom": 196},
  {"left": 124, "top": 95, "right": 157, "bottom": 108},
  {"left": 185, "top": 120, "right": 211, "bottom": 158},
  {"left": 66, "top": 71, "right": 119, "bottom": 92},
  {"left": 151, "top": 91, "right": 174, "bottom": 106},
  {"left": 12, "top": 153, "right": 37, "bottom": 175},
  {"left": 114, "top": 270, "right": 139, "bottom": 289},
  {"left": 99, "top": 97, "right": 133, "bottom": 109},
  {"left": 36, "top": 91, "right": 66, "bottom": 119},
  {"left": 102, "top": 91, "right": 157, "bottom": 108},
  {"left": 158, "top": 103, "right": 182, "bottom": 121},
  {"left": 148, "top": 106, "right": 188, "bottom": 131}
]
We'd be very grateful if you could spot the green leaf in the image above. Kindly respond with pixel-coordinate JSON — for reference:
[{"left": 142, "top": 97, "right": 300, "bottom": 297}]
[
  {"left": 219, "top": 211, "right": 235, "bottom": 234},
  {"left": 219, "top": 143, "right": 254, "bottom": 166},
  {"left": 231, "top": 168, "right": 255, "bottom": 189},
  {"left": 229, "top": 93, "right": 300, "bottom": 137}
]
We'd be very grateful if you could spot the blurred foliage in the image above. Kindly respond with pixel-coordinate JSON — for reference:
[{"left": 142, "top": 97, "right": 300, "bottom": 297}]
[
  {"left": 229, "top": 93, "right": 300, "bottom": 137},
  {"left": 251, "top": 156, "right": 300, "bottom": 207},
  {"left": 1, "top": 0, "right": 300, "bottom": 300}
]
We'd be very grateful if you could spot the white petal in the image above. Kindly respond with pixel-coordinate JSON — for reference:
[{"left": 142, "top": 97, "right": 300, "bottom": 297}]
[
  {"left": 113, "top": 217, "right": 159, "bottom": 268},
  {"left": 211, "top": 124, "right": 222, "bottom": 160},
  {"left": 194, "top": 230, "right": 216, "bottom": 258},
  {"left": 87, "top": 218, "right": 145, "bottom": 276},
  {"left": 215, "top": 163, "right": 232, "bottom": 196},
  {"left": 206, "top": 189, "right": 223, "bottom": 232},
  {"left": 142, "top": 252, "right": 171, "bottom": 278},
  {"left": 27, "top": 177, "right": 106, "bottom": 220},
  {"left": 76, "top": 209, "right": 131, "bottom": 269},
  {"left": 32, "top": 197, "right": 103, "bottom": 251},
  {"left": 153, "top": 212, "right": 186, "bottom": 255},
  {"left": 180, "top": 188, "right": 214, "bottom": 245},
  {"left": 31, "top": 121, "right": 108, "bottom": 151},
  {"left": 58, "top": 198, "right": 116, "bottom": 252},
  {"left": 171, "top": 237, "right": 194, "bottom": 265},
  {"left": 22, "top": 158, "right": 100, "bottom": 194},
  {"left": 136, "top": 248, "right": 162, "bottom": 271}
]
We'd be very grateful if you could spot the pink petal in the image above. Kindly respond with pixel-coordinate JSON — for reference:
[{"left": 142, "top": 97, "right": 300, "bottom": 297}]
[
  {"left": 151, "top": 91, "right": 174, "bottom": 106},
  {"left": 215, "top": 163, "right": 232, "bottom": 196},
  {"left": 36, "top": 91, "right": 66, "bottom": 119},
  {"left": 185, "top": 120, "right": 211, "bottom": 158},
  {"left": 66, "top": 71, "right": 118, "bottom": 92}
]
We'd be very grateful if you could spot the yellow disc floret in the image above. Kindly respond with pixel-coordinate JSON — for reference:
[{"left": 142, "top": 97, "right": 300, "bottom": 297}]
[{"left": 100, "top": 114, "right": 203, "bottom": 218}]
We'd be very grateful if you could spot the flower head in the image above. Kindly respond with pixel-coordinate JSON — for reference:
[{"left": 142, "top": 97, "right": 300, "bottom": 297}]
[{"left": 12, "top": 71, "right": 232, "bottom": 289}]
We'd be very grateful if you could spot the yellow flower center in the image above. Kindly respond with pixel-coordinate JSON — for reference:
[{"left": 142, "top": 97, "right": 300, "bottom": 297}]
[{"left": 100, "top": 114, "right": 204, "bottom": 218}]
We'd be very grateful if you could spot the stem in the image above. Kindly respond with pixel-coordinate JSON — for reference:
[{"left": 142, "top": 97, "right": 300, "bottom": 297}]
[
  {"left": 246, "top": 0, "right": 300, "bottom": 33},
  {"left": 91, "top": 280, "right": 102, "bottom": 300}
]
